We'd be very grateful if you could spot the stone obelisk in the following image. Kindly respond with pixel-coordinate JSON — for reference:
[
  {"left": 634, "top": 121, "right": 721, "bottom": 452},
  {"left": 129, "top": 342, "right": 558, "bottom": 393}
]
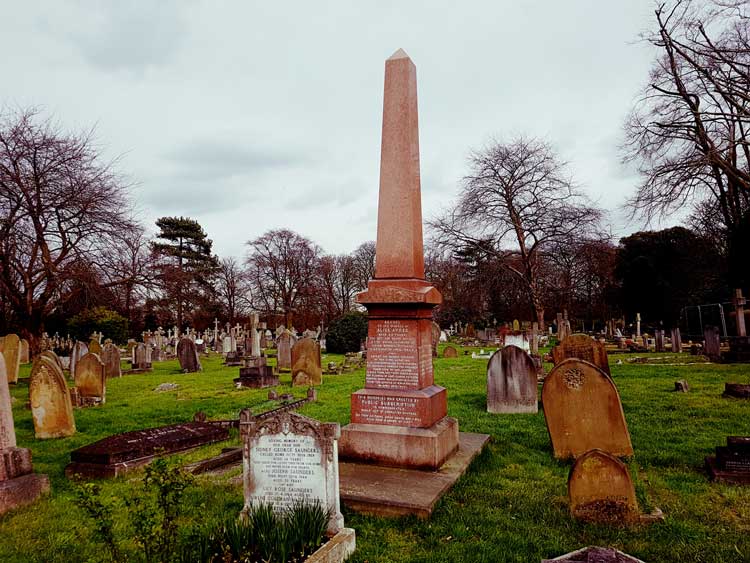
[
  {"left": 0, "top": 354, "right": 50, "bottom": 515},
  {"left": 339, "top": 49, "right": 459, "bottom": 470}
]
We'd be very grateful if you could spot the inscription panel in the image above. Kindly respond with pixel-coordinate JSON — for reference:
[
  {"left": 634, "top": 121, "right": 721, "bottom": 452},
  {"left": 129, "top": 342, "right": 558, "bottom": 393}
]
[
  {"left": 353, "top": 394, "right": 422, "bottom": 427},
  {"left": 247, "top": 434, "right": 326, "bottom": 510},
  {"left": 366, "top": 319, "right": 432, "bottom": 390}
]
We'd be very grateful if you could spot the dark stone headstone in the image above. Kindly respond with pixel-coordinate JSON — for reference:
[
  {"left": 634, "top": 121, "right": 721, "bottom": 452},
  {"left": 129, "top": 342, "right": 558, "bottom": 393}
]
[
  {"left": 234, "top": 356, "right": 278, "bottom": 389},
  {"left": 703, "top": 326, "right": 721, "bottom": 361},
  {"left": 671, "top": 328, "right": 682, "bottom": 353},
  {"left": 723, "top": 383, "right": 750, "bottom": 399},
  {"left": 486, "top": 345, "right": 538, "bottom": 414},
  {"left": 177, "top": 337, "right": 201, "bottom": 373},
  {"left": 65, "top": 422, "right": 228, "bottom": 478},
  {"left": 706, "top": 436, "right": 750, "bottom": 485},
  {"left": 674, "top": 380, "right": 690, "bottom": 393}
]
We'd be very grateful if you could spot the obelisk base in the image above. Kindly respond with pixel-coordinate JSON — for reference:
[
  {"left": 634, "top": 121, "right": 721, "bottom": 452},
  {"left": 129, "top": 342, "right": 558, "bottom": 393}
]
[{"left": 339, "top": 416, "right": 459, "bottom": 470}]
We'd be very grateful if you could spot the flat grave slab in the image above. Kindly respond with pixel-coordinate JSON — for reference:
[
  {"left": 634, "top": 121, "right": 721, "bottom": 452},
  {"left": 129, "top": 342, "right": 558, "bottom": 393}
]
[
  {"left": 339, "top": 432, "right": 489, "bottom": 518},
  {"left": 66, "top": 422, "right": 229, "bottom": 479},
  {"left": 706, "top": 436, "right": 750, "bottom": 485}
]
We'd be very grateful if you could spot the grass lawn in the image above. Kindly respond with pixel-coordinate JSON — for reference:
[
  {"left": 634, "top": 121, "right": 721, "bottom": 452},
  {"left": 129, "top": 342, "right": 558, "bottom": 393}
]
[{"left": 1, "top": 347, "right": 749, "bottom": 562}]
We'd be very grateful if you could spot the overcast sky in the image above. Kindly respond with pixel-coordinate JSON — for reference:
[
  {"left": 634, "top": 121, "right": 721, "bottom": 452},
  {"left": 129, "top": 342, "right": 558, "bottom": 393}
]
[{"left": 2, "top": 1, "right": 665, "bottom": 258}]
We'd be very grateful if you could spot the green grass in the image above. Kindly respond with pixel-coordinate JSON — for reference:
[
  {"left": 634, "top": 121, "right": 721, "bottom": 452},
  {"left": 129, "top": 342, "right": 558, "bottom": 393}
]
[{"left": 2, "top": 347, "right": 750, "bottom": 562}]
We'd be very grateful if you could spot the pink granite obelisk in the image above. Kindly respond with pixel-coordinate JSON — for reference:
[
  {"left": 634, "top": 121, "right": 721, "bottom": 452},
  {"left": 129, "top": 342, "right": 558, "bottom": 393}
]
[{"left": 338, "top": 49, "right": 459, "bottom": 470}]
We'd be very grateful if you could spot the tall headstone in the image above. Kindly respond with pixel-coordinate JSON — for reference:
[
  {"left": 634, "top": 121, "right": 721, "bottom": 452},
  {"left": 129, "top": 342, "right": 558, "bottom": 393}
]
[
  {"left": 735, "top": 289, "right": 747, "bottom": 337},
  {"left": 654, "top": 330, "right": 665, "bottom": 353},
  {"left": 241, "top": 409, "right": 344, "bottom": 534},
  {"left": 277, "top": 331, "right": 295, "bottom": 371},
  {"left": 0, "top": 354, "right": 50, "bottom": 515},
  {"left": 487, "top": 346, "right": 538, "bottom": 414},
  {"left": 671, "top": 327, "right": 682, "bottom": 353},
  {"left": 69, "top": 341, "right": 88, "bottom": 378},
  {"left": 29, "top": 355, "right": 76, "bottom": 439},
  {"left": 19, "top": 338, "right": 30, "bottom": 364},
  {"left": 177, "top": 337, "right": 202, "bottom": 373},
  {"left": 74, "top": 353, "right": 106, "bottom": 404},
  {"left": 568, "top": 449, "right": 638, "bottom": 525},
  {"left": 704, "top": 325, "right": 721, "bottom": 361},
  {"left": 101, "top": 341, "right": 121, "bottom": 378},
  {"left": 530, "top": 322, "right": 539, "bottom": 355},
  {"left": 1, "top": 334, "right": 21, "bottom": 384},
  {"left": 131, "top": 342, "right": 152, "bottom": 371},
  {"left": 291, "top": 337, "right": 322, "bottom": 386},
  {"left": 542, "top": 359, "right": 633, "bottom": 459},
  {"left": 551, "top": 333, "right": 610, "bottom": 376},
  {"left": 338, "top": 49, "right": 459, "bottom": 470}
]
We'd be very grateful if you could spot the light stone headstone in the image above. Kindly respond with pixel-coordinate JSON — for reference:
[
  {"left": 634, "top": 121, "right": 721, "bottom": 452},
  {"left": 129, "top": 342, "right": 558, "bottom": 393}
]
[
  {"left": 277, "top": 331, "right": 296, "bottom": 371},
  {"left": 487, "top": 345, "right": 538, "bottom": 414},
  {"left": 19, "top": 338, "right": 30, "bottom": 364},
  {"left": 30, "top": 355, "right": 76, "bottom": 439},
  {"left": 291, "top": 337, "right": 322, "bottom": 386},
  {"left": 1, "top": 334, "right": 21, "bottom": 384},
  {"left": 69, "top": 341, "right": 88, "bottom": 378},
  {"left": 241, "top": 409, "right": 344, "bottom": 534},
  {"left": 74, "top": 352, "right": 106, "bottom": 403},
  {"left": 552, "top": 333, "right": 610, "bottom": 376}
]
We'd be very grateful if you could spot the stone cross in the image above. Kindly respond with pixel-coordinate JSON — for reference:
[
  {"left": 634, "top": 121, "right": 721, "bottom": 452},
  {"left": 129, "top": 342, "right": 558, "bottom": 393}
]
[{"left": 734, "top": 289, "right": 746, "bottom": 337}]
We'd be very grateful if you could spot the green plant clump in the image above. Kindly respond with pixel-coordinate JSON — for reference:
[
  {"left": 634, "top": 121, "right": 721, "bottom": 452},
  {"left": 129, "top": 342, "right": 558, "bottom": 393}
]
[
  {"left": 67, "top": 306, "right": 129, "bottom": 344},
  {"left": 325, "top": 311, "right": 368, "bottom": 353}
]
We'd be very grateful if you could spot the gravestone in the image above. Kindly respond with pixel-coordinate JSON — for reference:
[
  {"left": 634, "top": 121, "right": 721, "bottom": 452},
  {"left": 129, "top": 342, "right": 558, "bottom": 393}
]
[
  {"left": 512, "top": 319, "right": 520, "bottom": 331},
  {"left": 671, "top": 327, "right": 682, "bottom": 353},
  {"left": 705, "top": 436, "right": 750, "bottom": 485},
  {"left": 131, "top": 342, "right": 152, "bottom": 371},
  {"left": 19, "top": 338, "right": 30, "bottom": 364},
  {"left": 654, "top": 330, "right": 665, "bottom": 353},
  {"left": 703, "top": 326, "right": 721, "bottom": 361},
  {"left": 530, "top": 322, "right": 539, "bottom": 355},
  {"left": 1, "top": 334, "right": 21, "bottom": 384},
  {"left": 74, "top": 353, "right": 106, "bottom": 404},
  {"left": 552, "top": 333, "right": 610, "bottom": 376},
  {"left": 568, "top": 449, "right": 638, "bottom": 525},
  {"left": 88, "top": 339, "right": 102, "bottom": 356},
  {"left": 542, "top": 547, "right": 646, "bottom": 562},
  {"left": 486, "top": 345, "right": 538, "bottom": 414},
  {"left": 503, "top": 332, "right": 530, "bottom": 352},
  {"left": 69, "top": 341, "right": 88, "bottom": 378},
  {"left": 0, "top": 354, "right": 50, "bottom": 515},
  {"left": 291, "top": 337, "right": 322, "bottom": 386},
  {"left": 235, "top": 356, "right": 279, "bottom": 389},
  {"left": 241, "top": 409, "right": 344, "bottom": 534},
  {"left": 66, "top": 422, "right": 229, "bottom": 478},
  {"left": 41, "top": 350, "right": 65, "bottom": 375},
  {"left": 674, "top": 380, "right": 690, "bottom": 393},
  {"left": 723, "top": 383, "right": 750, "bottom": 399},
  {"left": 101, "top": 341, "right": 121, "bottom": 378},
  {"left": 277, "top": 331, "right": 295, "bottom": 371},
  {"left": 29, "top": 355, "right": 76, "bottom": 439},
  {"left": 177, "top": 337, "right": 201, "bottom": 373},
  {"left": 443, "top": 345, "right": 458, "bottom": 358},
  {"left": 542, "top": 359, "right": 633, "bottom": 459},
  {"left": 431, "top": 322, "right": 440, "bottom": 357}
]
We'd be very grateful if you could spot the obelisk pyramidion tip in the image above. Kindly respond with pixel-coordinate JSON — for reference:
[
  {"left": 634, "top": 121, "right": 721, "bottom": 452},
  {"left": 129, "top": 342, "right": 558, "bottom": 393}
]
[{"left": 387, "top": 48, "right": 410, "bottom": 61}]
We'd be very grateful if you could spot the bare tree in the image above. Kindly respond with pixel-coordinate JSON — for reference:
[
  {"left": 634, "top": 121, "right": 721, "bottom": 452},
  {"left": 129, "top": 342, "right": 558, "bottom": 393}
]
[
  {"left": 351, "top": 240, "right": 376, "bottom": 290},
  {"left": 429, "top": 137, "right": 603, "bottom": 328},
  {"left": 318, "top": 254, "right": 360, "bottom": 318},
  {"left": 216, "top": 256, "right": 252, "bottom": 324},
  {"left": 245, "top": 229, "right": 321, "bottom": 327},
  {"left": 624, "top": 0, "right": 750, "bottom": 234},
  {"left": 0, "top": 108, "right": 135, "bottom": 348}
]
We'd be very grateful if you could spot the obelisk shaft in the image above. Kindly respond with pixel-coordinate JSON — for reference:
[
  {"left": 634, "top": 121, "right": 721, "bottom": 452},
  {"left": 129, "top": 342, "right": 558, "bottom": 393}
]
[{"left": 374, "top": 49, "right": 425, "bottom": 280}]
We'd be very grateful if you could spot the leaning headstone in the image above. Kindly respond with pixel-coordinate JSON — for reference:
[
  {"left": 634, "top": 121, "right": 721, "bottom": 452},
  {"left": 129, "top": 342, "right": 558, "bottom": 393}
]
[
  {"left": 69, "top": 341, "right": 88, "bottom": 378},
  {"left": 19, "top": 338, "right": 30, "bottom": 364},
  {"left": 0, "top": 354, "right": 50, "bottom": 515},
  {"left": 177, "top": 337, "right": 201, "bottom": 373},
  {"left": 487, "top": 346, "right": 538, "bottom": 414},
  {"left": 291, "top": 337, "right": 322, "bottom": 386},
  {"left": 542, "top": 359, "right": 633, "bottom": 459},
  {"left": 101, "top": 341, "right": 121, "bottom": 378},
  {"left": 443, "top": 345, "right": 458, "bottom": 358},
  {"left": 568, "top": 449, "right": 639, "bottom": 525},
  {"left": 29, "top": 355, "right": 76, "bottom": 439},
  {"left": 277, "top": 331, "right": 295, "bottom": 371},
  {"left": 241, "top": 409, "right": 344, "bottom": 534},
  {"left": 1, "top": 334, "right": 21, "bottom": 384},
  {"left": 703, "top": 326, "right": 721, "bottom": 361},
  {"left": 705, "top": 436, "right": 750, "bottom": 485},
  {"left": 74, "top": 353, "right": 106, "bottom": 405},
  {"left": 552, "top": 333, "right": 610, "bottom": 376},
  {"left": 542, "top": 547, "right": 646, "bottom": 562}
]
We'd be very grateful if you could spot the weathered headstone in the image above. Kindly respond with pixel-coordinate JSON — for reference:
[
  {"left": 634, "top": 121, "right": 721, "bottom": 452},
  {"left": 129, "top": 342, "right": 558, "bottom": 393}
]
[
  {"left": 69, "top": 341, "right": 88, "bottom": 378},
  {"left": 443, "top": 345, "right": 458, "bottom": 358},
  {"left": 431, "top": 322, "right": 440, "bottom": 357},
  {"left": 291, "top": 337, "right": 322, "bottom": 386},
  {"left": 101, "top": 341, "right": 121, "bottom": 378},
  {"left": 0, "top": 334, "right": 21, "bottom": 384},
  {"left": 703, "top": 325, "right": 721, "bottom": 361},
  {"left": 276, "top": 331, "right": 295, "bottom": 371},
  {"left": 723, "top": 382, "right": 750, "bottom": 399},
  {"left": 654, "top": 330, "right": 665, "bottom": 353},
  {"left": 29, "top": 355, "right": 76, "bottom": 439},
  {"left": 241, "top": 409, "right": 344, "bottom": 534},
  {"left": 177, "top": 337, "right": 201, "bottom": 373},
  {"left": 671, "top": 327, "right": 682, "bottom": 353},
  {"left": 131, "top": 342, "right": 152, "bottom": 371},
  {"left": 674, "top": 380, "right": 690, "bottom": 393},
  {"left": 503, "top": 331, "right": 530, "bottom": 352},
  {"left": 19, "top": 338, "right": 30, "bottom": 364},
  {"left": 338, "top": 50, "right": 461, "bottom": 471},
  {"left": 568, "top": 449, "right": 638, "bottom": 525},
  {"left": 74, "top": 353, "right": 106, "bottom": 404},
  {"left": 530, "top": 322, "right": 539, "bottom": 355},
  {"left": 542, "top": 359, "right": 633, "bottom": 459},
  {"left": 487, "top": 345, "right": 538, "bottom": 414},
  {"left": 0, "top": 354, "right": 50, "bottom": 515},
  {"left": 705, "top": 436, "right": 750, "bottom": 485},
  {"left": 88, "top": 339, "right": 102, "bottom": 356},
  {"left": 552, "top": 333, "right": 610, "bottom": 376}
]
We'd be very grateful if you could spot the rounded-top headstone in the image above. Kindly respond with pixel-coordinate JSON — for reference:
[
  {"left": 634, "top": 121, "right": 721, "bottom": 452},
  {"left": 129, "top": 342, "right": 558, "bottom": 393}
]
[
  {"left": 30, "top": 355, "right": 76, "bottom": 439},
  {"left": 552, "top": 333, "right": 610, "bottom": 376},
  {"left": 542, "top": 359, "right": 633, "bottom": 459},
  {"left": 74, "top": 352, "right": 106, "bottom": 401},
  {"left": 443, "top": 345, "right": 458, "bottom": 358},
  {"left": 487, "top": 345, "right": 538, "bottom": 414}
]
